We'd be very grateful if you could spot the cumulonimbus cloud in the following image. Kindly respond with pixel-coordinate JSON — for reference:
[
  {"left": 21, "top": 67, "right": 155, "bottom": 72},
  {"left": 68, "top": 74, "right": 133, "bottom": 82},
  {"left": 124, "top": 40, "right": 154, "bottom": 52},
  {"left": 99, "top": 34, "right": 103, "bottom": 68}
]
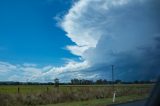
[{"left": 59, "top": 0, "right": 160, "bottom": 81}]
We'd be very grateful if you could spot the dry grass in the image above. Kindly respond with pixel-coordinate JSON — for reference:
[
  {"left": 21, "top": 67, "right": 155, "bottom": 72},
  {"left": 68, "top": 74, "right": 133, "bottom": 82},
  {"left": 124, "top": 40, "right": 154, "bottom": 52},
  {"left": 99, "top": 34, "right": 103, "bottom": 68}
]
[{"left": 0, "top": 84, "right": 153, "bottom": 106}]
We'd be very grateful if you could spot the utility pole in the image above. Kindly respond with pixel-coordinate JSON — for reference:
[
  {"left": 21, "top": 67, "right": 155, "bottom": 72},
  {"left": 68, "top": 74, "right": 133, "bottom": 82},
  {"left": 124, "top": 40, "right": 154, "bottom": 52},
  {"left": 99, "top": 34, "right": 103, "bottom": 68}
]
[
  {"left": 112, "top": 65, "right": 114, "bottom": 91},
  {"left": 112, "top": 65, "right": 116, "bottom": 103}
]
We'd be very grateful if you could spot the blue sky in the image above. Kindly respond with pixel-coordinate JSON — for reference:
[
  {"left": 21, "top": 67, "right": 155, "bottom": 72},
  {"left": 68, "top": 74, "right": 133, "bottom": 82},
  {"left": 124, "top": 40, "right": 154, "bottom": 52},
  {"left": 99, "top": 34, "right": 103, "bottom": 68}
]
[
  {"left": 0, "top": 0, "right": 76, "bottom": 66},
  {"left": 0, "top": 0, "right": 159, "bottom": 82}
]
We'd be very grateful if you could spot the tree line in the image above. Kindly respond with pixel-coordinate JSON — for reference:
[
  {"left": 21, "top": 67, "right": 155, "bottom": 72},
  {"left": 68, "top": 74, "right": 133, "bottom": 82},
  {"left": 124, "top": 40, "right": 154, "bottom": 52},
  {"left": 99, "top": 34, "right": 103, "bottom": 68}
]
[
  {"left": 70, "top": 79, "right": 155, "bottom": 85},
  {"left": 0, "top": 79, "right": 155, "bottom": 85}
]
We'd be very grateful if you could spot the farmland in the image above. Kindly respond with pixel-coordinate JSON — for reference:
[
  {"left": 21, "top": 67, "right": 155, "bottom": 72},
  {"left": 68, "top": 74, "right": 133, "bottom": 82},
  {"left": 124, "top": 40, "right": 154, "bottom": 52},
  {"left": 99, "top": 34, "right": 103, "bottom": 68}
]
[{"left": 0, "top": 84, "right": 154, "bottom": 106}]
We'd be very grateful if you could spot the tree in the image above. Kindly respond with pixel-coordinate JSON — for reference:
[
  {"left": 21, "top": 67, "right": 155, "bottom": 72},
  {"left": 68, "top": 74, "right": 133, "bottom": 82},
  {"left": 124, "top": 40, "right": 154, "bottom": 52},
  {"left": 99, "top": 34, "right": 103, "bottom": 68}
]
[
  {"left": 71, "top": 79, "right": 79, "bottom": 85},
  {"left": 96, "top": 79, "right": 103, "bottom": 84},
  {"left": 115, "top": 80, "right": 122, "bottom": 84}
]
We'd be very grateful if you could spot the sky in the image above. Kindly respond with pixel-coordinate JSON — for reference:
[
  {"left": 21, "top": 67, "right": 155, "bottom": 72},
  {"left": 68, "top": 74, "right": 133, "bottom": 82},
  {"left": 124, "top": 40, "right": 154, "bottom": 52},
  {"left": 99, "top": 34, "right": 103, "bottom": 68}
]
[
  {"left": 0, "top": 0, "right": 76, "bottom": 65},
  {"left": 0, "top": 0, "right": 160, "bottom": 82}
]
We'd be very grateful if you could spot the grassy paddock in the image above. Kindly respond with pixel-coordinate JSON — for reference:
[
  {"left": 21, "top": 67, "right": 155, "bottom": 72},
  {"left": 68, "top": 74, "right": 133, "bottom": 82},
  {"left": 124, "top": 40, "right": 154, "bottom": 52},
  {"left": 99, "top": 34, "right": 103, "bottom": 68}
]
[
  {"left": 40, "top": 95, "right": 148, "bottom": 106},
  {"left": 0, "top": 84, "right": 153, "bottom": 94},
  {"left": 0, "top": 84, "right": 154, "bottom": 106}
]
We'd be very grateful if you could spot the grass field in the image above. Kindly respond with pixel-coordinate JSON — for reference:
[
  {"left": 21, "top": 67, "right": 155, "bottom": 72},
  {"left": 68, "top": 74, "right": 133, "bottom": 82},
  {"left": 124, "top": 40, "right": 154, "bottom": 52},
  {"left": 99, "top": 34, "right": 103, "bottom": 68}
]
[
  {"left": 0, "top": 84, "right": 154, "bottom": 106},
  {"left": 0, "top": 84, "right": 153, "bottom": 94},
  {"left": 40, "top": 95, "right": 148, "bottom": 106}
]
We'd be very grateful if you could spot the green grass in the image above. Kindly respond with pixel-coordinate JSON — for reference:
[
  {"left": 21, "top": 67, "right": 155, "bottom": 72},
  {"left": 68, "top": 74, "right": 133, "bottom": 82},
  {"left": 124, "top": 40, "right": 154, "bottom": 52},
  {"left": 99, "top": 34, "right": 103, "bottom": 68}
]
[
  {"left": 0, "top": 84, "right": 153, "bottom": 94},
  {"left": 40, "top": 95, "right": 148, "bottom": 106}
]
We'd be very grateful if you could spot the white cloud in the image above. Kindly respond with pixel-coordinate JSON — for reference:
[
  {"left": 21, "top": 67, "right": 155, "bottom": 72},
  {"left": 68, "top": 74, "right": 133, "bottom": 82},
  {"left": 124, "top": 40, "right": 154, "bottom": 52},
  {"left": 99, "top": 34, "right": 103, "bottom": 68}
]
[
  {"left": 31, "top": 60, "right": 90, "bottom": 82},
  {"left": 8, "top": 75, "right": 21, "bottom": 82},
  {"left": 23, "top": 63, "right": 37, "bottom": 67},
  {"left": 0, "top": 61, "right": 17, "bottom": 72},
  {"left": 61, "top": 0, "right": 102, "bottom": 54},
  {"left": 59, "top": 0, "right": 160, "bottom": 80},
  {"left": 0, "top": 60, "right": 90, "bottom": 82},
  {"left": 60, "top": 0, "right": 134, "bottom": 57},
  {"left": 0, "top": 61, "right": 48, "bottom": 82},
  {"left": 49, "top": 60, "right": 89, "bottom": 74},
  {"left": 66, "top": 45, "right": 89, "bottom": 56}
]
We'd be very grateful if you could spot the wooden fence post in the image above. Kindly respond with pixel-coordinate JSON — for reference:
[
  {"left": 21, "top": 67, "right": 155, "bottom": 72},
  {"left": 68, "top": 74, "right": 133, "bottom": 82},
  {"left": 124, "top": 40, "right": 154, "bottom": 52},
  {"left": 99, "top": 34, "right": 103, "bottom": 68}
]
[
  {"left": 18, "top": 87, "right": 20, "bottom": 94},
  {"left": 47, "top": 87, "right": 49, "bottom": 92}
]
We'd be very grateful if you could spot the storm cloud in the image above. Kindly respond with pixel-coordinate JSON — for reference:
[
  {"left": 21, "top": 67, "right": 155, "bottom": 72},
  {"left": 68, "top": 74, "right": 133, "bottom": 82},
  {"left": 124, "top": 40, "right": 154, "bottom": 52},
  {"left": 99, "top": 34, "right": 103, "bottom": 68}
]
[{"left": 60, "top": 0, "right": 160, "bottom": 81}]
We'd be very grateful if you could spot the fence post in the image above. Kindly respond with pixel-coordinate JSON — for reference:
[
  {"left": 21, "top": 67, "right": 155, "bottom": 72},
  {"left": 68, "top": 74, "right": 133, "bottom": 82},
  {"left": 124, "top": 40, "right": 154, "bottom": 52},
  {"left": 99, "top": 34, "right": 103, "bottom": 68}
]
[
  {"left": 47, "top": 87, "right": 49, "bottom": 92},
  {"left": 18, "top": 87, "right": 20, "bottom": 94}
]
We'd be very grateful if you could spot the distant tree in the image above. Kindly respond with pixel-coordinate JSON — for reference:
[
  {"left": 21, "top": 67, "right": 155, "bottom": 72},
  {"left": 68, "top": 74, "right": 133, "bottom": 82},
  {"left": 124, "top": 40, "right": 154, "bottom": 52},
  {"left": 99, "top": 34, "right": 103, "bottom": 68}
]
[
  {"left": 81, "top": 79, "right": 93, "bottom": 85},
  {"left": 54, "top": 78, "right": 59, "bottom": 87},
  {"left": 134, "top": 80, "right": 139, "bottom": 84},
  {"left": 71, "top": 79, "right": 93, "bottom": 85},
  {"left": 96, "top": 79, "right": 103, "bottom": 84},
  {"left": 71, "top": 79, "right": 79, "bottom": 85},
  {"left": 115, "top": 80, "right": 122, "bottom": 84},
  {"left": 103, "top": 79, "right": 108, "bottom": 84}
]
